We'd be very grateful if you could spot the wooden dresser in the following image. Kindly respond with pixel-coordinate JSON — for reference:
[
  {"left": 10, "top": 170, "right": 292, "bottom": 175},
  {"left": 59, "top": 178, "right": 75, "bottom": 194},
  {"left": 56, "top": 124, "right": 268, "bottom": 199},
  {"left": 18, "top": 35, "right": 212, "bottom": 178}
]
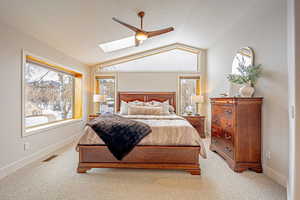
[
  {"left": 210, "top": 97, "right": 263, "bottom": 173},
  {"left": 182, "top": 115, "right": 206, "bottom": 138}
]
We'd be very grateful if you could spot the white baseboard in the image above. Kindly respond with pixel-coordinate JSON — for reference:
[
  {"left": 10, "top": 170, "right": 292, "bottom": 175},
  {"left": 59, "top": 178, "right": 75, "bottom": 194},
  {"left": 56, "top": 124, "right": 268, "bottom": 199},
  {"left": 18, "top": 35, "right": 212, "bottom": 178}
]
[
  {"left": 263, "top": 164, "right": 287, "bottom": 187},
  {"left": 0, "top": 133, "right": 80, "bottom": 180}
]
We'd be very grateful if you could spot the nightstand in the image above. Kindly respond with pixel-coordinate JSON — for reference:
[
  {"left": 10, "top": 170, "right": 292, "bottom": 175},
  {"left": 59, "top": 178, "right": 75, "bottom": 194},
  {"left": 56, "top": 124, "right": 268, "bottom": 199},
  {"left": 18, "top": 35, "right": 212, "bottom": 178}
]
[{"left": 182, "top": 115, "right": 206, "bottom": 138}]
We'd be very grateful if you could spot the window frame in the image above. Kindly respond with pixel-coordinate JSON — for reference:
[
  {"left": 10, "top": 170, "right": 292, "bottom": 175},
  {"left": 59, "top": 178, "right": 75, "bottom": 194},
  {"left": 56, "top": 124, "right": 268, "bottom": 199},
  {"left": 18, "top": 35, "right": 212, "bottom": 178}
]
[
  {"left": 22, "top": 50, "right": 83, "bottom": 137},
  {"left": 93, "top": 43, "right": 207, "bottom": 115},
  {"left": 178, "top": 75, "right": 201, "bottom": 115},
  {"left": 94, "top": 73, "right": 118, "bottom": 113}
]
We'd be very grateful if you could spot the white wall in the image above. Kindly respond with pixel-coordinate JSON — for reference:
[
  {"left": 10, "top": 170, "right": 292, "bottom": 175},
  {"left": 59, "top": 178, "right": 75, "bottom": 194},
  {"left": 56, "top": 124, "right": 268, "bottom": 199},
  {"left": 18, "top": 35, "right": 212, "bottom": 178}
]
[
  {"left": 0, "top": 21, "right": 90, "bottom": 178},
  {"left": 207, "top": 0, "right": 288, "bottom": 186},
  {"left": 102, "top": 49, "right": 198, "bottom": 72},
  {"left": 118, "top": 72, "right": 179, "bottom": 92}
]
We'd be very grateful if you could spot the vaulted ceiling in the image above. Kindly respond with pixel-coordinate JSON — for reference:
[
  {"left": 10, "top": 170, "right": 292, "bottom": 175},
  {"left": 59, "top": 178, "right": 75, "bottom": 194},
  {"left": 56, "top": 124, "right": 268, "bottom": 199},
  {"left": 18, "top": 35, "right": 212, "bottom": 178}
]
[{"left": 0, "top": 0, "right": 261, "bottom": 65}]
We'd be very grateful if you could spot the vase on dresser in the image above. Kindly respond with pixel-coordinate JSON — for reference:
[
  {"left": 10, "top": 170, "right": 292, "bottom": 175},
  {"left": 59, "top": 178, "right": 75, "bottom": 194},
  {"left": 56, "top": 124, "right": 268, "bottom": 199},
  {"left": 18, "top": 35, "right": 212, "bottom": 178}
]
[
  {"left": 239, "top": 84, "right": 255, "bottom": 97},
  {"left": 210, "top": 97, "right": 263, "bottom": 173}
]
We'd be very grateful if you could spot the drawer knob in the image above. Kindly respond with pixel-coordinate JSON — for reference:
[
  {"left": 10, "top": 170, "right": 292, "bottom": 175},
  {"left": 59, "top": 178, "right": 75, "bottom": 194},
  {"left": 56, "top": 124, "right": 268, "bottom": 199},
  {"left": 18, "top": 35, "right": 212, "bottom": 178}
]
[
  {"left": 225, "top": 132, "right": 232, "bottom": 140},
  {"left": 225, "top": 110, "right": 232, "bottom": 114},
  {"left": 212, "top": 119, "right": 219, "bottom": 123}
]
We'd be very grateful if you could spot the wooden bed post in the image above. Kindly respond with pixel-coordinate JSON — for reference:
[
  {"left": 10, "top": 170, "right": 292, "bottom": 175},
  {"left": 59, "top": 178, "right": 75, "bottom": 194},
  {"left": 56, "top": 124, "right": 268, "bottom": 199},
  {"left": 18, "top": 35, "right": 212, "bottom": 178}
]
[
  {"left": 185, "top": 168, "right": 201, "bottom": 175},
  {"left": 77, "top": 165, "right": 91, "bottom": 173}
]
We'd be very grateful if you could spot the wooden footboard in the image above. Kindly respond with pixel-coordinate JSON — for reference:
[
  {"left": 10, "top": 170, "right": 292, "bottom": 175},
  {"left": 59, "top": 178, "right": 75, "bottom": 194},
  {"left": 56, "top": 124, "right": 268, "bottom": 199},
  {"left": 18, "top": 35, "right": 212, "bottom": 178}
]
[{"left": 77, "top": 145, "right": 201, "bottom": 175}]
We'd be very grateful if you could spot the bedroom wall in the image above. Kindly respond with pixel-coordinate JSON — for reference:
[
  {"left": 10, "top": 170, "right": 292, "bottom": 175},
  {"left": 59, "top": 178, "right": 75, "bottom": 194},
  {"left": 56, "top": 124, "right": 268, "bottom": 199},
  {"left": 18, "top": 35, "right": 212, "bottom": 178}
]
[
  {"left": 118, "top": 72, "right": 179, "bottom": 92},
  {"left": 207, "top": 0, "right": 288, "bottom": 186},
  {"left": 0, "top": 21, "right": 90, "bottom": 179}
]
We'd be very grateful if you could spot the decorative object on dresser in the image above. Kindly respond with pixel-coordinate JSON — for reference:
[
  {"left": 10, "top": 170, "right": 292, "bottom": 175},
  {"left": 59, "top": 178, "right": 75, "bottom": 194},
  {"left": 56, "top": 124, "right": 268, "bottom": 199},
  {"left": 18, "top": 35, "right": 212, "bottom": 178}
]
[
  {"left": 227, "top": 47, "right": 262, "bottom": 97},
  {"left": 210, "top": 97, "right": 263, "bottom": 173},
  {"left": 183, "top": 115, "right": 206, "bottom": 138}
]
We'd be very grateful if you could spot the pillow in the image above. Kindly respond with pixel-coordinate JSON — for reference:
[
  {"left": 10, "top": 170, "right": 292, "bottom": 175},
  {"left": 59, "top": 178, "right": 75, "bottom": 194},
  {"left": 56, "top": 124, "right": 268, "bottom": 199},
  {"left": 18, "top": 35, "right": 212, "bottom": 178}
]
[
  {"left": 143, "top": 101, "right": 153, "bottom": 107},
  {"left": 119, "top": 101, "right": 128, "bottom": 115},
  {"left": 149, "top": 100, "right": 170, "bottom": 115},
  {"left": 129, "top": 100, "right": 144, "bottom": 106},
  {"left": 168, "top": 105, "right": 175, "bottom": 114},
  {"left": 120, "top": 100, "right": 145, "bottom": 115},
  {"left": 151, "top": 100, "right": 169, "bottom": 106},
  {"left": 128, "top": 105, "right": 163, "bottom": 115}
]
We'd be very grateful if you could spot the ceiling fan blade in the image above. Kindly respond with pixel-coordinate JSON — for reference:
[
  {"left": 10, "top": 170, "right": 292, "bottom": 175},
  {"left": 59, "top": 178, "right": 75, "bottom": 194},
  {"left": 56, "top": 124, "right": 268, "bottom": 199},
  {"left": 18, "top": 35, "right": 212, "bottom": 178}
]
[
  {"left": 146, "top": 27, "right": 174, "bottom": 38},
  {"left": 112, "top": 17, "right": 142, "bottom": 32}
]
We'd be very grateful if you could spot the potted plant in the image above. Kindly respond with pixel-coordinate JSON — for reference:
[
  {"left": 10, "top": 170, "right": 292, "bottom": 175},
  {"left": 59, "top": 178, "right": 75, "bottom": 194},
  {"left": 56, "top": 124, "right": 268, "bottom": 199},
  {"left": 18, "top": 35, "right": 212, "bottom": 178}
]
[{"left": 227, "top": 63, "right": 262, "bottom": 97}]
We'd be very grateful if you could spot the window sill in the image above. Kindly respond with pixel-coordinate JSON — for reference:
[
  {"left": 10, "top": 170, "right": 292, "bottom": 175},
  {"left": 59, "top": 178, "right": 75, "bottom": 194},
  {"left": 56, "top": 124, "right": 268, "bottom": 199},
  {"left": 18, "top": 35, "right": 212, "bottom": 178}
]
[{"left": 23, "top": 119, "right": 83, "bottom": 137}]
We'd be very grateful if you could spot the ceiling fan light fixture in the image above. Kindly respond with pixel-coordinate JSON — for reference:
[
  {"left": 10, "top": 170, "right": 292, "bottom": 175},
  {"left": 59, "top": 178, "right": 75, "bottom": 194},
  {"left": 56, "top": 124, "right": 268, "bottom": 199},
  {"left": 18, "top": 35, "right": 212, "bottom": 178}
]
[{"left": 135, "top": 32, "right": 148, "bottom": 41}]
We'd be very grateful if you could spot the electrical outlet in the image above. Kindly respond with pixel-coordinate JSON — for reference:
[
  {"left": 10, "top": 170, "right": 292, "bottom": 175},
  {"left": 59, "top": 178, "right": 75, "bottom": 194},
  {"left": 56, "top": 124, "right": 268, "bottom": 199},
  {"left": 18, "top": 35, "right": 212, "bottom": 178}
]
[
  {"left": 266, "top": 151, "right": 271, "bottom": 160},
  {"left": 24, "top": 142, "right": 30, "bottom": 151}
]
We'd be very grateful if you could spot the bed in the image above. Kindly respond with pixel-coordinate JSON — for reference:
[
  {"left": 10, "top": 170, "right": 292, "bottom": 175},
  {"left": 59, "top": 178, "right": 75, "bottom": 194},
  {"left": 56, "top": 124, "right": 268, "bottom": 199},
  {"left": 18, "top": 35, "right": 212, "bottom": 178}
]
[{"left": 76, "top": 92, "right": 206, "bottom": 175}]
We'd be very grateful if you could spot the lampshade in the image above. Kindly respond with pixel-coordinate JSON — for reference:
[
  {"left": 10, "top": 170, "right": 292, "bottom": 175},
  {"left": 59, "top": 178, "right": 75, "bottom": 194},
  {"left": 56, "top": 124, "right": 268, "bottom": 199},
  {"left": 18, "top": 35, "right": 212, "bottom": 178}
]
[
  {"left": 191, "top": 95, "right": 204, "bottom": 104},
  {"left": 93, "top": 94, "right": 107, "bottom": 103},
  {"left": 135, "top": 32, "right": 148, "bottom": 41}
]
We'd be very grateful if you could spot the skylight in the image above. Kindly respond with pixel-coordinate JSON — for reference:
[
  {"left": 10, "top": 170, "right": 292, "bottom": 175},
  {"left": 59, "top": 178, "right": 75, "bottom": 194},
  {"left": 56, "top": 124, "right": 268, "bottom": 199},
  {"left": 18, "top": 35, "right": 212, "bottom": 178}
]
[{"left": 98, "top": 36, "right": 135, "bottom": 53}]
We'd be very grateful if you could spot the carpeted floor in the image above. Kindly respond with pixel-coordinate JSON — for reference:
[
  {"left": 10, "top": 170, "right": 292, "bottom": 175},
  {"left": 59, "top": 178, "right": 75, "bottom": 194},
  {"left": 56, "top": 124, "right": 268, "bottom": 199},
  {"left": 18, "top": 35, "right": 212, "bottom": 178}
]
[{"left": 0, "top": 140, "right": 287, "bottom": 200}]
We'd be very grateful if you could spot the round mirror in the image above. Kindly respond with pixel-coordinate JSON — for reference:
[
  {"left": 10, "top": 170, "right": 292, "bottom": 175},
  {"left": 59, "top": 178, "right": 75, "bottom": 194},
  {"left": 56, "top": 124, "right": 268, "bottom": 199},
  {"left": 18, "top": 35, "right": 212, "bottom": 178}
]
[{"left": 232, "top": 47, "right": 254, "bottom": 74}]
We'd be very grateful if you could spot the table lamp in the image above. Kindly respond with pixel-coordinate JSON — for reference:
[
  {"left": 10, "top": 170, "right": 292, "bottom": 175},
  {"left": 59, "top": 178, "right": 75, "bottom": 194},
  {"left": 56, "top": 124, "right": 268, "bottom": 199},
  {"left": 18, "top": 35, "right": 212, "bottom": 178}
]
[
  {"left": 93, "top": 94, "right": 107, "bottom": 114},
  {"left": 191, "top": 95, "right": 204, "bottom": 116}
]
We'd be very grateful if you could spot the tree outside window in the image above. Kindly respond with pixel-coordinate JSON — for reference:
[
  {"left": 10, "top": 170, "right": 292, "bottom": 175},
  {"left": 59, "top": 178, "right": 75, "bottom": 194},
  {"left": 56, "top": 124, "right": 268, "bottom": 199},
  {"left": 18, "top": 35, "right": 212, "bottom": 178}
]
[
  {"left": 24, "top": 62, "right": 74, "bottom": 128},
  {"left": 97, "top": 77, "right": 116, "bottom": 113}
]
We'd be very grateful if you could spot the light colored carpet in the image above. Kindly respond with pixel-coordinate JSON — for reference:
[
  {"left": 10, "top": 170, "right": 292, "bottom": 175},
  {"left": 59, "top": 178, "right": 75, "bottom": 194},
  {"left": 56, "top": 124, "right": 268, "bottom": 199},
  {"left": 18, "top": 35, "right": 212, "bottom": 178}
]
[{"left": 0, "top": 140, "right": 286, "bottom": 200}]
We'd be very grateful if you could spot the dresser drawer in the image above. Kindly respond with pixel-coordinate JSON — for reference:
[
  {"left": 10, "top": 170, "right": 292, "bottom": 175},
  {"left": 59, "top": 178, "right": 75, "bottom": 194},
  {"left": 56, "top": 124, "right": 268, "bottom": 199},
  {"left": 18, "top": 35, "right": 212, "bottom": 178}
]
[
  {"left": 212, "top": 105, "right": 233, "bottom": 119},
  {"left": 211, "top": 136, "right": 234, "bottom": 159},
  {"left": 212, "top": 105, "right": 234, "bottom": 130},
  {"left": 223, "top": 143, "right": 234, "bottom": 159},
  {"left": 211, "top": 124, "right": 234, "bottom": 143}
]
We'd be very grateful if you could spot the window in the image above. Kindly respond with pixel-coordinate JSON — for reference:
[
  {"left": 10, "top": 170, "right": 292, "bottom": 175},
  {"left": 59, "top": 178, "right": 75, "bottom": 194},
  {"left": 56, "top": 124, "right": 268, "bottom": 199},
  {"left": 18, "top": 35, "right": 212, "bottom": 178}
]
[
  {"left": 95, "top": 76, "right": 116, "bottom": 113},
  {"left": 23, "top": 55, "right": 82, "bottom": 131},
  {"left": 179, "top": 76, "right": 201, "bottom": 114}
]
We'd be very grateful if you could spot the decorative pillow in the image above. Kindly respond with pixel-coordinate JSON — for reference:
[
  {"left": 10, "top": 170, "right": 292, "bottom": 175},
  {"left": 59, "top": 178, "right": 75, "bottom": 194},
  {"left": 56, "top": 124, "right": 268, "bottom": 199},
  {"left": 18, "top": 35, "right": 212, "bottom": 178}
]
[
  {"left": 119, "top": 101, "right": 129, "bottom": 115},
  {"left": 129, "top": 100, "right": 144, "bottom": 106},
  {"left": 151, "top": 100, "right": 169, "bottom": 106},
  {"left": 143, "top": 101, "right": 153, "bottom": 107},
  {"left": 120, "top": 100, "right": 145, "bottom": 115},
  {"left": 168, "top": 105, "right": 176, "bottom": 114},
  {"left": 149, "top": 100, "right": 170, "bottom": 115},
  {"left": 128, "top": 105, "right": 163, "bottom": 115}
]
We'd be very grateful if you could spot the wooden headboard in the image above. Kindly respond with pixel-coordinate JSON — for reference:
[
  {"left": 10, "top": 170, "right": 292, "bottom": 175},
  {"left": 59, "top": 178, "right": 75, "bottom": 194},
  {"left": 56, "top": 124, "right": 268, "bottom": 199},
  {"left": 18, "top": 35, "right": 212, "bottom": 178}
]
[{"left": 117, "top": 92, "right": 176, "bottom": 112}]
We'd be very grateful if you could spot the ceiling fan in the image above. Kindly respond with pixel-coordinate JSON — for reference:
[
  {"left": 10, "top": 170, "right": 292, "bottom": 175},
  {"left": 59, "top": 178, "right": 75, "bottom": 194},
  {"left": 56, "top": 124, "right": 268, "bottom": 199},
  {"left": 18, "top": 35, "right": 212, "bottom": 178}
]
[{"left": 112, "top": 11, "right": 174, "bottom": 46}]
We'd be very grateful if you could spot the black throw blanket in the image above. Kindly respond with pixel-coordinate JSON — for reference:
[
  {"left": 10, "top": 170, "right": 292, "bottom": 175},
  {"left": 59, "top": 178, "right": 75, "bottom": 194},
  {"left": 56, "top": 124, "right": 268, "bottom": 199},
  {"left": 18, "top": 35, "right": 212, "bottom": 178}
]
[{"left": 87, "top": 114, "right": 152, "bottom": 160}]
